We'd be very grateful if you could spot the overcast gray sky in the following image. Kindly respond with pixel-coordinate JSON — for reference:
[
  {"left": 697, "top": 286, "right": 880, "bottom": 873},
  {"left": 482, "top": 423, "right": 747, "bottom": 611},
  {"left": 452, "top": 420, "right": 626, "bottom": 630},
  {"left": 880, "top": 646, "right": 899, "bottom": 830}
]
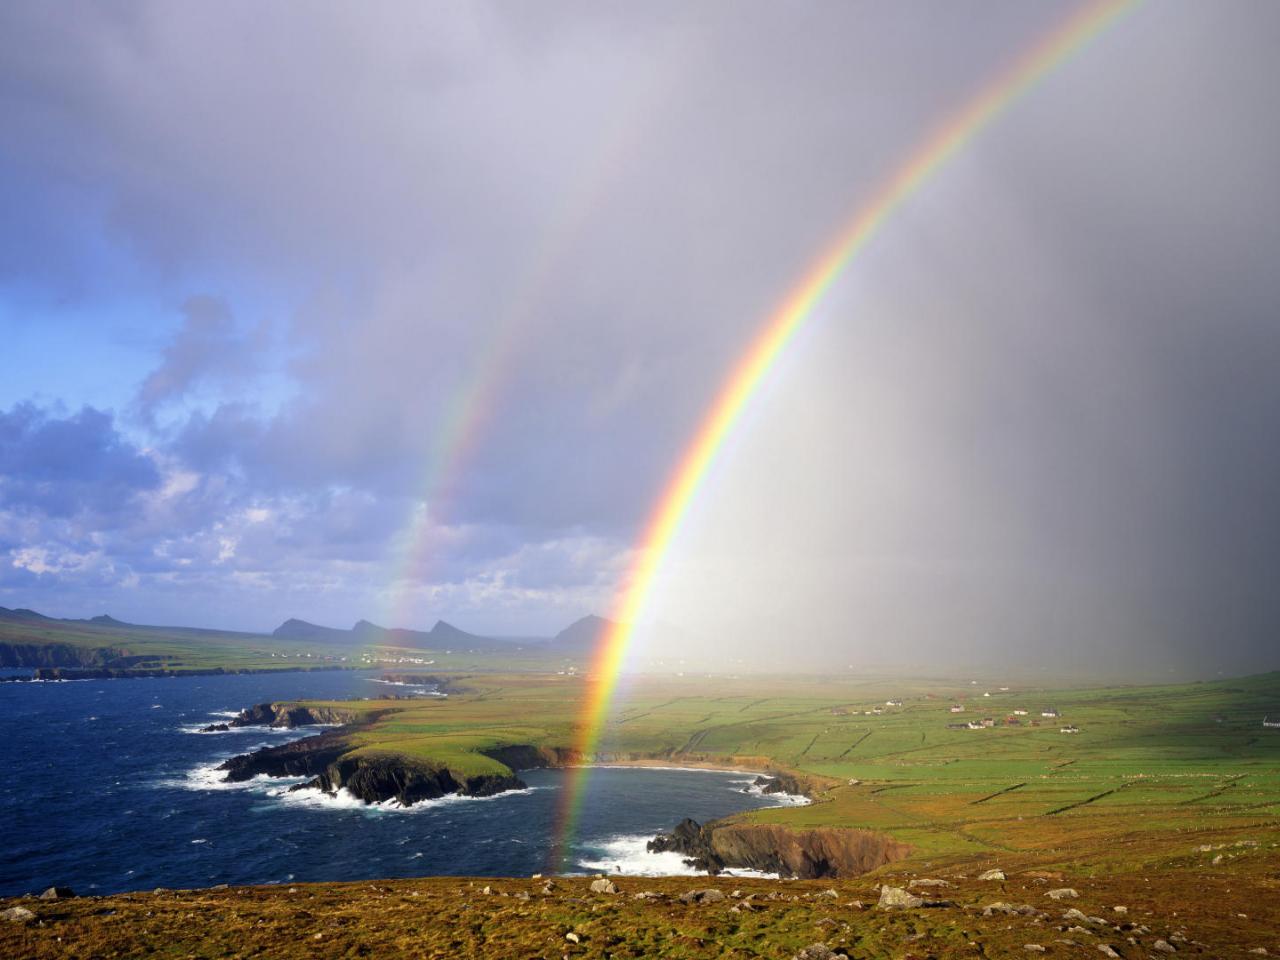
[{"left": 1, "top": 1, "right": 1278, "bottom": 677}]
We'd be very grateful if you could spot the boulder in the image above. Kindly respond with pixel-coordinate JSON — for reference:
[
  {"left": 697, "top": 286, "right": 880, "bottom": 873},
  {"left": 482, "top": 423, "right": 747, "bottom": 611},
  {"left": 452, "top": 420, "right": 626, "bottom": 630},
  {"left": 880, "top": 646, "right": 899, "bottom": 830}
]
[
  {"left": 979, "top": 868, "right": 1007, "bottom": 881},
  {"left": 877, "top": 886, "right": 923, "bottom": 909},
  {"left": 1047, "top": 888, "right": 1079, "bottom": 900},
  {"left": 1152, "top": 941, "right": 1176, "bottom": 953},
  {"left": 983, "top": 902, "right": 1048, "bottom": 918},
  {"left": 589, "top": 878, "right": 619, "bottom": 895},
  {"left": 792, "top": 945, "right": 841, "bottom": 960},
  {"left": 1, "top": 906, "right": 36, "bottom": 923},
  {"left": 38, "top": 886, "right": 74, "bottom": 900},
  {"left": 1097, "top": 946, "right": 1120, "bottom": 958},
  {"left": 679, "top": 888, "right": 726, "bottom": 904},
  {"left": 1025, "top": 946, "right": 1046, "bottom": 953}
]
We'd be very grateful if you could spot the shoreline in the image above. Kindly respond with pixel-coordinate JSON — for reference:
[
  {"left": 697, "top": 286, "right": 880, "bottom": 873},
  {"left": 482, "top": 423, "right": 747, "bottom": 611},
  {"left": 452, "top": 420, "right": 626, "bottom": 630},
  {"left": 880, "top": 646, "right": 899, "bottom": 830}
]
[{"left": 0, "top": 665, "right": 357, "bottom": 682}]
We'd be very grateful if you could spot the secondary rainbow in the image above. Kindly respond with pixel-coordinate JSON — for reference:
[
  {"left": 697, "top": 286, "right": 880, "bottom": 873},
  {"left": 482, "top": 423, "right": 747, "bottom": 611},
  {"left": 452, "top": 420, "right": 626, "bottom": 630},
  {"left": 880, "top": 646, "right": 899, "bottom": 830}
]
[{"left": 549, "top": 0, "right": 1140, "bottom": 870}]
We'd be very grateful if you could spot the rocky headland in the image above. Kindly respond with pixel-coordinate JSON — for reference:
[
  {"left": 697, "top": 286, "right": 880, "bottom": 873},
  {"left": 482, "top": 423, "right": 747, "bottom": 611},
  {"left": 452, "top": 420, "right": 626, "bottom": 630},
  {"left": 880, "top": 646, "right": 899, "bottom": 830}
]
[
  {"left": 648, "top": 816, "right": 910, "bottom": 879},
  {"left": 214, "top": 701, "right": 578, "bottom": 806}
]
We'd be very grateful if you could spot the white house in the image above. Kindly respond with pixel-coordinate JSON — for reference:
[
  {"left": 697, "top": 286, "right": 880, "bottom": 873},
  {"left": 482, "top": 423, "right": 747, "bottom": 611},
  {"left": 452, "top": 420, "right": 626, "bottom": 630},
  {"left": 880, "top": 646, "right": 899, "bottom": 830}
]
[
  {"left": 1013, "top": 709, "right": 1029, "bottom": 716},
  {"left": 950, "top": 704, "right": 965, "bottom": 713},
  {"left": 886, "top": 699, "right": 903, "bottom": 707},
  {"left": 1264, "top": 716, "right": 1280, "bottom": 729},
  {"left": 1060, "top": 725, "right": 1080, "bottom": 734},
  {"left": 1042, "top": 708, "right": 1061, "bottom": 718}
]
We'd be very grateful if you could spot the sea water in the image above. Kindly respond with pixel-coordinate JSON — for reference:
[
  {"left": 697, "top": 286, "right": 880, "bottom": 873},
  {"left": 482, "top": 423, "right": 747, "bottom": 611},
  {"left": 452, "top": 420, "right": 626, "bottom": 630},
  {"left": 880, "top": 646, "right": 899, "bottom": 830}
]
[{"left": 0, "top": 670, "right": 796, "bottom": 895}]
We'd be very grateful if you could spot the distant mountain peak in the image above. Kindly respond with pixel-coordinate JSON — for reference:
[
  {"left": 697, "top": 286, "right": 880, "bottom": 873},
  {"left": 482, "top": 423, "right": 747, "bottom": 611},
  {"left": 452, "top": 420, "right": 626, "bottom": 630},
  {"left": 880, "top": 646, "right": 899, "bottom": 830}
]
[
  {"left": 89, "top": 614, "right": 128, "bottom": 626},
  {"left": 553, "top": 614, "right": 616, "bottom": 650}
]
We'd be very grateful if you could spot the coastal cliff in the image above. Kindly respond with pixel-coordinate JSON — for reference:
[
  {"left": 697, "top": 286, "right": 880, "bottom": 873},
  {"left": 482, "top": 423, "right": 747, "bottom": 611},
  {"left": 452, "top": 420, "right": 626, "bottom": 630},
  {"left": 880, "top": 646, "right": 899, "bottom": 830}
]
[
  {"left": 221, "top": 701, "right": 371, "bottom": 729},
  {"left": 289, "top": 754, "right": 525, "bottom": 805},
  {"left": 648, "top": 818, "right": 910, "bottom": 879},
  {"left": 216, "top": 701, "right": 574, "bottom": 806},
  {"left": 0, "top": 642, "right": 127, "bottom": 669}
]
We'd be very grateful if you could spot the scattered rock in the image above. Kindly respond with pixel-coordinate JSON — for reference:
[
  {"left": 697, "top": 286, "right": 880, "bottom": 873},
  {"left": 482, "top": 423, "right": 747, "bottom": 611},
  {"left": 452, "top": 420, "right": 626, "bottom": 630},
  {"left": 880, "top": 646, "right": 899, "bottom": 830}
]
[
  {"left": 820, "top": 888, "right": 839, "bottom": 898},
  {"left": 632, "top": 891, "right": 663, "bottom": 901},
  {"left": 984, "top": 902, "right": 1047, "bottom": 918},
  {"left": 210, "top": 884, "right": 229, "bottom": 891},
  {"left": 1097, "top": 945, "right": 1120, "bottom": 958},
  {"left": 1248, "top": 950, "right": 1267, "bottom": 956},
  {"left": 1064, "top": 908, "right": 1107, "bottom": 926},
  {"left": 912, "top": 878, "right": 951, "bottom": 887},
  {"left": 565, "top": 932, "right": 580, "bottom": 943},
  {"left": 792, "top": 944, "right": 841, "bottom": 960},
  {"left": 152, "top": 888, "right": 169, "bottom": 895},
  {"left": 38, "top": 886, "right": 74, "bottom": 900},
  {"left": 1025, "top": 946, "right": 1047, "bottom": 953},
  {"left": 1113, "top": 906, "right": 1127, "bottom": 914},
  {"left": 589, "top": 879, "right": 619, "bottom": 895},
  {"left": 1047, "top": 888, "right": 1079, "bottom": 900},
  {"left": 1153, "top": 941, "right": 1176, "bottom": 953},
  {"left": 979, "top": 869, "right": 1007, "bottom": 881},
  {"left": 877, "top": 886, "right": 923, "bottom": 910},
  {"left": 1, "top": 906, "right": 36, "bottom": 924},
  {"left": 679, "top": 888, "right": 726, "bottom": 904},
  {"left": 481, "top": 886, "right": 493, "bottom": 895}
]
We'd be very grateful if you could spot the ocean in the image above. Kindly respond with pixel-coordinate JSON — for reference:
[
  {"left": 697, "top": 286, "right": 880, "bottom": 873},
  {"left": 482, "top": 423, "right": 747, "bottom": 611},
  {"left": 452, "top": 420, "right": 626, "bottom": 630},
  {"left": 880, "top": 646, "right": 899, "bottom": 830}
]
[{"left": 0, "top": 669, "right": 798, "bottom": 896}]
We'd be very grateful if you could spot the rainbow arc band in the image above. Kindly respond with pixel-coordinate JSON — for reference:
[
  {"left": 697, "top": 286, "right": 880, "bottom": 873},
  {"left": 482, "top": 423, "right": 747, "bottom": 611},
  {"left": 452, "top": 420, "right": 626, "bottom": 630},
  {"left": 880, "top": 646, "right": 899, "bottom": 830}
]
[{"left": 548, "top": 0, "right": 1141, "bottom": 872}]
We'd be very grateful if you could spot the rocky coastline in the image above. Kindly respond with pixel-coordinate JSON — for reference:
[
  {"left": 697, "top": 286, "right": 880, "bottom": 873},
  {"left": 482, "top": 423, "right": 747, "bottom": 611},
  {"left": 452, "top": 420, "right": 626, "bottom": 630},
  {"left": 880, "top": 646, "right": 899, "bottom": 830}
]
[
  {"left": 647, "top": 815, "right": 910, "bottom": 879},
  {"left": 214, "top": 701, "right": 578, "bottom": 807},
  {"left": 1, "top": 665, "right": 351, "bottom": 682}
]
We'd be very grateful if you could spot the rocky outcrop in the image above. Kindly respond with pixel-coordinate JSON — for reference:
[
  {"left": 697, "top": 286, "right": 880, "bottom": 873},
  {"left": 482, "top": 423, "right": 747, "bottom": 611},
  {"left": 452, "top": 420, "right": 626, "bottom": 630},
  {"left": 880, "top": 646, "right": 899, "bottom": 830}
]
[
  {"left": 218, "top": 730, "right": 353, "bottom": 781},
  {"left": 227, "top": 701, "right": 370, "bottom": 728},
  {"left": 217, "top": 700, "right": 564, "bottom": 806},
  {"left": 649, "top": 818, "right": 910, "bottom": 879},
  {"left": 752, "top": 772, "right": 814, "bottom": 798},
  {"left": 479, "top": 744, "right": 579, "bottom": 771},
  {"left": 288, "top": 754, "right": 525, "bottom": 805}
]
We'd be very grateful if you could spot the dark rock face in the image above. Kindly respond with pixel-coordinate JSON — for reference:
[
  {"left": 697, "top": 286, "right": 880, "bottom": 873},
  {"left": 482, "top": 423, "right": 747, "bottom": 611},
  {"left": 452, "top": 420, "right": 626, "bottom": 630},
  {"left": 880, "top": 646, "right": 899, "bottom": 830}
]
[
  {"left": 218, "top": 730, "right": 353, "bottom": 782},
  {"left": 228, "top": 702, "right": 365, "bottom": 729},
  {"left": 752, "top": 772, "right": 812, "bottom": 797},
  {"left": 649, "top": 818, "right": 716, "bottom": 864},
  {"left": 648, "top": 819, "right": 910, "bottom": 879},
  {"left": 200, "top": 723, "right": 231, "bottom": 733},
  {"left": 289, "top": 755, "right": 526, "bottom": 806},
  {"left": 479, "top": 744, "right": 579, "bottom": 772}
]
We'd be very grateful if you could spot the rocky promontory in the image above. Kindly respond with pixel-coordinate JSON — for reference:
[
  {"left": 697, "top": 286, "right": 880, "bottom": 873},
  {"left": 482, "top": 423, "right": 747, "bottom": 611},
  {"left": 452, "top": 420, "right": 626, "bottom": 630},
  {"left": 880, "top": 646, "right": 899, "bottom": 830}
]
[
  {"left": 287, "top": 754, "right": 526, "bottom": 805},
  {"left": 215, "top": 701, "right": 577, "bottom": 806},
  {"left": 649, "top": 818, "right": 910, "bottom": 879}
]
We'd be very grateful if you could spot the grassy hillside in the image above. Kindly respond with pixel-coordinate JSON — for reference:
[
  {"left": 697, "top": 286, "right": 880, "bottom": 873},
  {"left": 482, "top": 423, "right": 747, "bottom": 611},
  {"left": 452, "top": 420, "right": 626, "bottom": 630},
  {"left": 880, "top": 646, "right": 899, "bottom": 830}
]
[{"left": 244, "top": 670, "right": 1280, "bottom": 875}]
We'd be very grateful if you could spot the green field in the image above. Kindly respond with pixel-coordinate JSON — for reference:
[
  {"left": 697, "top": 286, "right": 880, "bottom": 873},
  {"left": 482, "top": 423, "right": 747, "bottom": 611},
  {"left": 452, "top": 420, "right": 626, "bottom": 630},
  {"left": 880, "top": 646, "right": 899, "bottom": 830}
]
[{"left": 269, "top": 669, "right": 1280, "bottom": 878}]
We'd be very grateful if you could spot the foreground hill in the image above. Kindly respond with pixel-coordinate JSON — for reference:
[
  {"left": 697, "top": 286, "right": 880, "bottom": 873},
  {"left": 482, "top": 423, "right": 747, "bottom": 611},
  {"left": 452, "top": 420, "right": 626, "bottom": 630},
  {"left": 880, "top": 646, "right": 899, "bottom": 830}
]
[{"left": 3, "top": 866, "right": 1276, "bottom": 958}]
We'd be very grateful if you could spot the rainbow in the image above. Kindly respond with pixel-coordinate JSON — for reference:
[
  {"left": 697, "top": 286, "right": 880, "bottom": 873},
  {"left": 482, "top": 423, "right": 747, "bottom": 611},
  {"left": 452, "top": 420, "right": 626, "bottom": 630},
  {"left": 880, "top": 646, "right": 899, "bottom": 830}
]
[{"left": 549, "top": 0, "right": 1140, "bottom": 871}]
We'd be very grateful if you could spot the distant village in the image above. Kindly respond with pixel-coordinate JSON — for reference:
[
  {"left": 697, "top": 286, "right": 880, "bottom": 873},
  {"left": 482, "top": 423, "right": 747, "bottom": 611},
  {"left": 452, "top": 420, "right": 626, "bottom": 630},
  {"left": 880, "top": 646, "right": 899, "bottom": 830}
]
[{"left": 830, "top": 691, "right": 1084, "bottom": 734}]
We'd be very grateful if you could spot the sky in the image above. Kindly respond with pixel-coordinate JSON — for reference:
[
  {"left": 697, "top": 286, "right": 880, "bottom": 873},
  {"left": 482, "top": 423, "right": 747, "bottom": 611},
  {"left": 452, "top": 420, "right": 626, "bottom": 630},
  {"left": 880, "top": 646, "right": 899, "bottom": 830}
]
[{"left": 1, "top": 1, "right": 1278, "bottom": 677}]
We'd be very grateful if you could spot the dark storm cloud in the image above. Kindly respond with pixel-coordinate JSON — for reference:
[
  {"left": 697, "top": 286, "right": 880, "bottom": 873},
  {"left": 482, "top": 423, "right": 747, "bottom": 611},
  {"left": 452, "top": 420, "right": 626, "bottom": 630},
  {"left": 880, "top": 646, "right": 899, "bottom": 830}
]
[{"left": 0, "top": 403, "right": 159, "bottom": 519}]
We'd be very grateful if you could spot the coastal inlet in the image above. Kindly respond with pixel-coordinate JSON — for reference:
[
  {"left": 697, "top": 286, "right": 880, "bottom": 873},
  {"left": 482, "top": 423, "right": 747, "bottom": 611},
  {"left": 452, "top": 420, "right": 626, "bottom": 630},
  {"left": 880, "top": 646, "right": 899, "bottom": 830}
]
[{"left": 0, "top": 670, "right": 797, "bottom": 896}]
